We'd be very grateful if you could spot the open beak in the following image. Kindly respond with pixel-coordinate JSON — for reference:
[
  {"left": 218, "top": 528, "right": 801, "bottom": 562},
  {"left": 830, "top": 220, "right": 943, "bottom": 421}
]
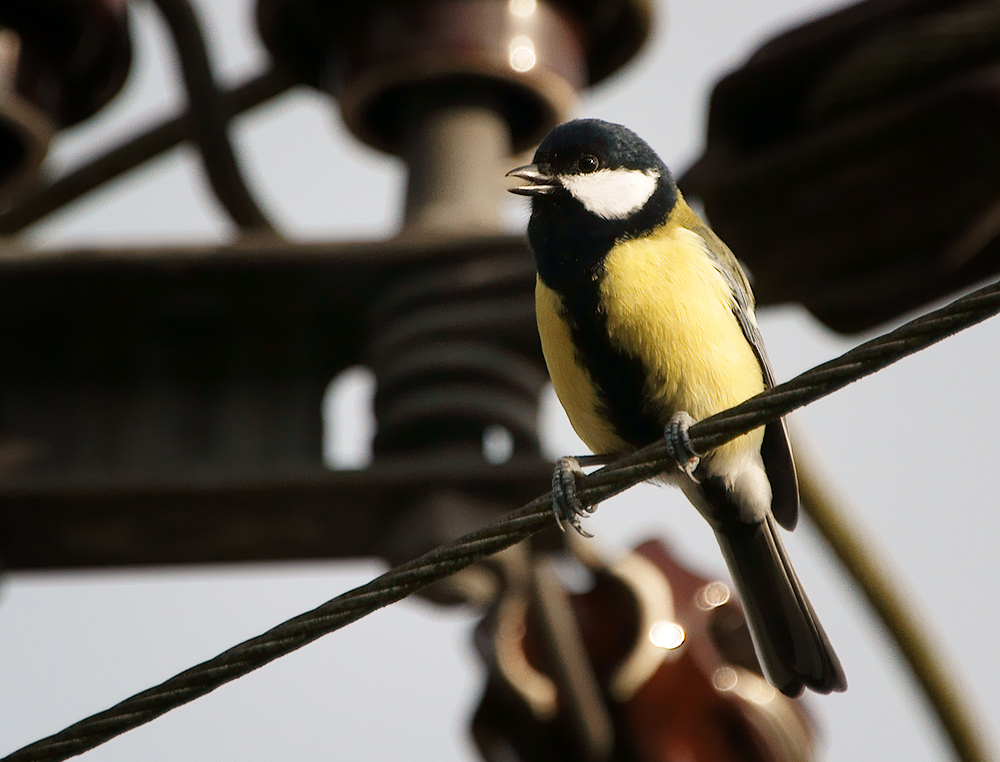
[{"left": 506, "top": 164, "right": 560, "bottom": 196}]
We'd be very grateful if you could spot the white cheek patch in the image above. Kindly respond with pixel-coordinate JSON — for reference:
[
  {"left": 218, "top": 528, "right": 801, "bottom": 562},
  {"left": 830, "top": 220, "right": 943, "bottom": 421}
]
[{"left": 560, "top": 168, "right": 660, "bottom": 220}]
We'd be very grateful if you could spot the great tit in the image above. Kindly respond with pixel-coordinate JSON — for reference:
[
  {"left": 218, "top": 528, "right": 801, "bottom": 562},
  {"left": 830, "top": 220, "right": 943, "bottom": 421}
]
[{"left": 507, "top": 119, "right": 846, "bottom": 697}]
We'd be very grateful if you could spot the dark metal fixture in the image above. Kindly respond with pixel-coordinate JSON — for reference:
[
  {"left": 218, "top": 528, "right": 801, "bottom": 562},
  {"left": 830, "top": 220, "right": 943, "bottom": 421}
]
[{"left": 681, "top": 0, "right": 1000, "bottom": 333}]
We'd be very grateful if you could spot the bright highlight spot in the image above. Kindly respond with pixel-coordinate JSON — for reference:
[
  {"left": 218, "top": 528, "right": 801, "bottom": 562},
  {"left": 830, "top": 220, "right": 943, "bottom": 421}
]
[
  {"left": 712, "top": 666, "right": 777, "bottom": 705},
  {"left": 742, "top": 680, "right": 777, "bottom": 705},
  {"left": 508, "top": 35, "right": 536, "bottom": 72},
  {"left": 712, "top": 666, "right": 738, "bottom": 691},
  {"left": 323, "top": 366, "right": 376, "bottom": 469},
  {"left": 483, "top": 424, "right": 515, "bottom": 464},
  {"left": 696, "top": 581, "right": 731, "bottom": 610},
  {"left": 508, "top": 0, "right": 537, "bottom": 17},
  {"left": 649, "top": 621, "right": 686, "bottom": 650}
]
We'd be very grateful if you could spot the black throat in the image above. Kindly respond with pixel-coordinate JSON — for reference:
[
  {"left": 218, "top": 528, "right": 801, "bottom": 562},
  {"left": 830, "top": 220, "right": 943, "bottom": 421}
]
[
  {"left": 528, "top": 180, "right": 678, "bottom": 449},
  {"left": 555, "top": 278, "right": 666, "bottom": 449},
  {"left": 528, "top": 179, "right": 677, "bottom": 293}
]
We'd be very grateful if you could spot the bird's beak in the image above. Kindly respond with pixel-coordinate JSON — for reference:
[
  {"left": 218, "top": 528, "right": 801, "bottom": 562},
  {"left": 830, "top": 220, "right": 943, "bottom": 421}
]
[{"left": 506, "top": 164, "right": 560, "bottom": 196}]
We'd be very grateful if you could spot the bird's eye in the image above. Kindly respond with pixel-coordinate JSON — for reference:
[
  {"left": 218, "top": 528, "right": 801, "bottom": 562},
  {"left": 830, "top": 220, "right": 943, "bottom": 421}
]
[{"left": 578, "top": 155, "right": 599, "bottom": 173}]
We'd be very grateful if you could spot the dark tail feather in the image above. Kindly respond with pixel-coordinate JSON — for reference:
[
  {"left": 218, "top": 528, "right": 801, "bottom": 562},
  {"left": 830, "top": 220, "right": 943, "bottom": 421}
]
[{"left": 714, "top": 514, "right": 847, "bottom": 696}]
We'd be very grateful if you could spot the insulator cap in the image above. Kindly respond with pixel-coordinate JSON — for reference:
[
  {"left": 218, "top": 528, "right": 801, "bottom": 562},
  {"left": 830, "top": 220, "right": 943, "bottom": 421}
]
[
  {"left": 681, "top": 0, "right": 1000, "bottom": 333},
  {"left": 0, "top": 0, "right": 131, "bottom": 127},
  {"left": 257, "top": 0, "right": 651, "bottom": 154}
]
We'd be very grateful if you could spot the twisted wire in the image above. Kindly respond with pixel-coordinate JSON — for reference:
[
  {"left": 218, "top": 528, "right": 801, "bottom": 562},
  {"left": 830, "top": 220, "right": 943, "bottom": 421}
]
[
  {"left": 0, "top": 70, "right": 290, "bottom": 234},
  {"left": 5, "top": 276, "right": 1000, "bottom": 762},
  {"left": 151, "top": 0, "right": 274, "bottom": 231}
]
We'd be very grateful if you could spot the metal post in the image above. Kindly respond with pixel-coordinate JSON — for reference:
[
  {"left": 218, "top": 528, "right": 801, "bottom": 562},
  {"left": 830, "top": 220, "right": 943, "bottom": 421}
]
[{"left": 402, "top": 104, "right": 512, "bottom": 235}]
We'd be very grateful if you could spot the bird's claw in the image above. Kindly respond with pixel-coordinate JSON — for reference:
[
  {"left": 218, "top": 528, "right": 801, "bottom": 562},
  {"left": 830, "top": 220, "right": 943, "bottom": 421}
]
[
  {"left": 664, "top": 411, "right": 701, "bottom": 481},
  {"left": 551, "top": 456, "right": 597, "bottom": 537}
]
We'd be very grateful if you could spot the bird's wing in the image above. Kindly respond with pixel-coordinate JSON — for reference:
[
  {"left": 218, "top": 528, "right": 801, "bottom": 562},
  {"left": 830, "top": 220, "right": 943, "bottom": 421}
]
[{"left": 691, "top": 220, "right": 800, "bottom": 530}]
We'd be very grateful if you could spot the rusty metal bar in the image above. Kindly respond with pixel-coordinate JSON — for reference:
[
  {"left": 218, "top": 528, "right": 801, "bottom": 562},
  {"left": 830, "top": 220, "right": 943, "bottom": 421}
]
[
  {"left": 0, "top": 234, "right": 544, "bottom": 570},
  {"left": 0, "top": 455, "right": 553, "bottom": 569}
]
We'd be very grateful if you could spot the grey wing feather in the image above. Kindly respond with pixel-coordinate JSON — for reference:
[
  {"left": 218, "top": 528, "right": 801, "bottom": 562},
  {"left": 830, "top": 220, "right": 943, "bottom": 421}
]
[{"left": 693, "top": 222, "right": 800, "bottom": 530}]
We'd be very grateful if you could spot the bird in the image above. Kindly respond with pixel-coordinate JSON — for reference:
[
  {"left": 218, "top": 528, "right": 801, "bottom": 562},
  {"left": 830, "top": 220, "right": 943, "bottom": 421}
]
[{"left": 507, "top": 118, "right": 846, "bottom": 697}]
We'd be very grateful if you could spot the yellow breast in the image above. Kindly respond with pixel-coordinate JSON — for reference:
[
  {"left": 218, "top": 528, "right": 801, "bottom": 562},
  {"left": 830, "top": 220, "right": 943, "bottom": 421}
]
[
  {"left": 536, "top": 216, "right": 767, "bottom": 464},
  {"left": 599, "top": 225, "right": 764, "bottom": 419},
  {"left": 536, "top": 277, "right": 627, "bottom": 454},
  {"left": 599, "top": 223, "right": 766, "bottom": 463}
]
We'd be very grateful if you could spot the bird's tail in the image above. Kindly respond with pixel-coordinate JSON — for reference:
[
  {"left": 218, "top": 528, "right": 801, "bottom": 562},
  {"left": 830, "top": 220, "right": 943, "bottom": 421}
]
[{"left": 713, "top": 514, "right": 847, "bottom": 696}]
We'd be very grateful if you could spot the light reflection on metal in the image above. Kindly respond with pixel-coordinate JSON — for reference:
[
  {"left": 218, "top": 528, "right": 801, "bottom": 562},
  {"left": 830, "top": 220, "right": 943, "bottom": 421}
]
[
  {"left": 695, "top": 580, "right": 731, "bottom": 610},
  {"left": 475, "top": 539, "right": 819, "bottom": 761},
  {"left": 508, "top": 0, "right": 537, "bottom": 18},
  {"left": 713, "top": 665, "right": 778, "bottom": 706},
  {"left": 482, "top": 424, "right": 515, "bottom": 464},
  {"left": 604, "top": 546, "right": 678, "bottom": 701},
  {"left": 508, "top": 35, "right": 537, "bottom": 72},
  {"left": 713, "top": 664, "right": 816, "bottom": 759},
  {"left": 712, "top": 665, "right": 738, "bottom": 692},
  {"left": 649, "top": 621, "right": 686, "bottom": 650}
]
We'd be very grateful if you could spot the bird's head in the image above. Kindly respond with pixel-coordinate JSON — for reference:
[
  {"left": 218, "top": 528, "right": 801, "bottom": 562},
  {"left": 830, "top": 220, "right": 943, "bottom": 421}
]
[
  {"left": 507, "top": 119, "right": 675, "bottom": 223},
  {"left": 508, "top": 119, "right": 678, "bottom": 289}
]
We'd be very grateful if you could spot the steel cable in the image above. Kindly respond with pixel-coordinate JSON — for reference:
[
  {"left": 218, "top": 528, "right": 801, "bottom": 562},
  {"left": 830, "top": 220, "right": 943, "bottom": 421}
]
[{"left": 5, "top": 276, "right": 1000, "bottom": 762}]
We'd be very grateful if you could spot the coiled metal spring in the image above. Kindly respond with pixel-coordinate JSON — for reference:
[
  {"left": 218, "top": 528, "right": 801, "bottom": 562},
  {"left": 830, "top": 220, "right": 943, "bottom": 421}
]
[{"left": 366, "top": 251, "right": 547, "bottom": 462}]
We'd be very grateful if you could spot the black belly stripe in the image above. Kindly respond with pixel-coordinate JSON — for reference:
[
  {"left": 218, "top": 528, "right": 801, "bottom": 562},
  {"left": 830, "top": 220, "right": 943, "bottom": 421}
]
[
  {"left": 558, "top": 276, "right": 665, "bottom": 449},
  {"left": 528, "top": 182, "right": 682, "bottom": 451}
]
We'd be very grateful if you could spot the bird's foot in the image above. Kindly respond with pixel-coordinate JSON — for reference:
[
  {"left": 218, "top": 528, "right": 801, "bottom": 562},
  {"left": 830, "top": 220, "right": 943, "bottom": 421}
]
[
  {"left": 551, "top": 456, "right": 598, "bottom": 537},
  {"left": 664, "top": 411, "right": 701, "bottom": 481}
]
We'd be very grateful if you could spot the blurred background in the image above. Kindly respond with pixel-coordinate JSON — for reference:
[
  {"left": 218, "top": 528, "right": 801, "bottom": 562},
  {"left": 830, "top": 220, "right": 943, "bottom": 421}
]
[{"left": 1, "top": 0, "right": 999, "bottom": 760}]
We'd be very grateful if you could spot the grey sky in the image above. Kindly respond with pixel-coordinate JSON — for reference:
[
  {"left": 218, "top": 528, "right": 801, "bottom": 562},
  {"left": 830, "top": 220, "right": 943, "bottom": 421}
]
[{"left": 2, "top": 0, "right": 998, "bottom": 760}]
